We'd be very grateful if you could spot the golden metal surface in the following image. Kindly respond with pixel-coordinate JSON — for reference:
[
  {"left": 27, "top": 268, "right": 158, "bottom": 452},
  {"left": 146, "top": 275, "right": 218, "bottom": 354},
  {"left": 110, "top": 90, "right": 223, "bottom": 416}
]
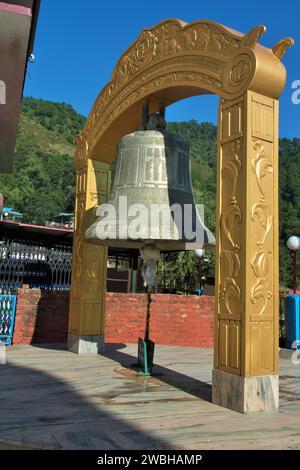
[
  {"left": 215, "top": 91, "right": 280, "bottom": 376},
  {"left": 69, "top": 18, "right": 292, "bottom": 379},
  {"left": 68, "top": 159, "right": 110, "bottom": 336}
]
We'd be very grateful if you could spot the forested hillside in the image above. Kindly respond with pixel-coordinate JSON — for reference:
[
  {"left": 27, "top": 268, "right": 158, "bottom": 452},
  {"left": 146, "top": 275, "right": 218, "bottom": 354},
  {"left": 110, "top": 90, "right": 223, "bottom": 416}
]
[
  {"left": 0, "top": 96, "right": 299, "bottom": 287},
  {"left": 0, "top": 98, "right": 84, "bottom": 225}
]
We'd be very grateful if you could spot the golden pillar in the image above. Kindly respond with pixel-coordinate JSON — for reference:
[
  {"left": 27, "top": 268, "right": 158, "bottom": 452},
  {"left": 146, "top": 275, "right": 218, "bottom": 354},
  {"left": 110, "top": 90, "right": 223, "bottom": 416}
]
[
  {"left": 68, "top": 138, "right": 111, "bottom": 354},
  {"left": 212, "top": 91, "right": 280, "bottom": 412}
]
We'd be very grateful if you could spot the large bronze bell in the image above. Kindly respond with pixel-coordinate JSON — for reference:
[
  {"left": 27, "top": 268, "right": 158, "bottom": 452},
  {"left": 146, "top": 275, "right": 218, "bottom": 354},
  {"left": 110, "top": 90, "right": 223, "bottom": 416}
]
[{"left": 85, "top": 110, "right": 215, "bottom": 252}]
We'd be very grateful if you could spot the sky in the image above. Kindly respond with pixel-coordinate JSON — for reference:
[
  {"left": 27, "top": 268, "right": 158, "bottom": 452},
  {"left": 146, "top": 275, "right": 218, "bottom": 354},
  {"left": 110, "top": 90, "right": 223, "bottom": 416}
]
[{"left": 24, "top": 0, "right": 300, "bottom": 138}]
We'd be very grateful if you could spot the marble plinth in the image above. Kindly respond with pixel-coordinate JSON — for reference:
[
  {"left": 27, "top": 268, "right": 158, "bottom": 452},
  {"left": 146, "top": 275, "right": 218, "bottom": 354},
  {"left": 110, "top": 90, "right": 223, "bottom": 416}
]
[
  {"left": 68, "top": 333, "right": 105, "bottom": 355},
  {"left": 212, "top": 369, "right": 279, "bottom": 414}
]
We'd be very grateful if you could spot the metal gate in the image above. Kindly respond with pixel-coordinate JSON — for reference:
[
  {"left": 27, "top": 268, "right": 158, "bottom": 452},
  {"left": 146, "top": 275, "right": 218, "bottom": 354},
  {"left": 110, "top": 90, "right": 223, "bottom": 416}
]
[{"left": 0, "top": 295, "right": 17, "bottom": 345}]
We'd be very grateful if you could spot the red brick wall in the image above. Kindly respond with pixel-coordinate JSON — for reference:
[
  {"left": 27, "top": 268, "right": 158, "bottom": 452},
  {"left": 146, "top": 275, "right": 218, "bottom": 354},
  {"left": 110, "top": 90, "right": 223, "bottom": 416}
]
[
  {"left": 13, "top": 289, "right": 69, "bottom": 345},
  {"left": 105, "top": 293, "right": 215, "bottom": 347},
  {"left": 13, "top": 289, "right": 215, "bottom": 347}
]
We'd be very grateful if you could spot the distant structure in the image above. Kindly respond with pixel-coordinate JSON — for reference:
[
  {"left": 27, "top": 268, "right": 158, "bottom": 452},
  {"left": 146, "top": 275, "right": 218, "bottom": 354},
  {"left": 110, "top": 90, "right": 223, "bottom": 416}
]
[
  {"left": 0, "top": 0, "right": 41, "bottom": 173},
  {"left": 47, "top": 213, "right": 75, "bottom": 230},
  {"left": 0, "top": 195, "right": 23, "bottom": 221}
]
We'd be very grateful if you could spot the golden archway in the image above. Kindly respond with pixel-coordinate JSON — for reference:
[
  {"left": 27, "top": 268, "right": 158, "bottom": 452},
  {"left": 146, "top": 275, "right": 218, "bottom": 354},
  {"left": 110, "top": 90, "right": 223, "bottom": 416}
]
[{"left": 68, "top": 19, "right": 293, "bottom": 413}]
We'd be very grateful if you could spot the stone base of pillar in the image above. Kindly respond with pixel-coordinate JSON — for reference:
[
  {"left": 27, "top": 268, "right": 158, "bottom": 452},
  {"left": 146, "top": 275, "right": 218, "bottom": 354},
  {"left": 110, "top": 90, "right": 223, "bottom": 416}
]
[
  {"left": 68, "top": 333, "right": 105, "bottom": 355},
  {"left": 212, "top": 369, "right": 279, "bottom": 414}
]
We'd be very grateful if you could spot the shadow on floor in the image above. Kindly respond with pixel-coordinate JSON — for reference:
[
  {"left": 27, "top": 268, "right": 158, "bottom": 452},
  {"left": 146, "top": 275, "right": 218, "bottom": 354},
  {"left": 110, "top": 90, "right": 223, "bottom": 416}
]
[
  {"left": 31, "top": 343, "right": 67, "bottom": 351},
  {"left": 103, "top": 343, "right": 212, "bottom": 402},
  {"left": 1, "top": 355, "right": 174, "bottom": 450},
  {"left": 31, "top": 341, "right": 212, "bottom": 402}
]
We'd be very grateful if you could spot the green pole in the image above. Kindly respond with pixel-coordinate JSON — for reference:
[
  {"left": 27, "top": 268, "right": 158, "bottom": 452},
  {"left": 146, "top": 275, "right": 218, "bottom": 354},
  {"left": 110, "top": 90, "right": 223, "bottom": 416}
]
[{"left": 131, "top": 269, "right": 138, "bottom": 293}]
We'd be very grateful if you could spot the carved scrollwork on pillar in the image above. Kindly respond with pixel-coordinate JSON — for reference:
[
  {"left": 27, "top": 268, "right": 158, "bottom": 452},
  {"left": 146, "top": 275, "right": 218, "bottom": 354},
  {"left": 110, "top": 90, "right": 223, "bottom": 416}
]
[
  {"left": 75, "top": 133, "right": 89, "bottom": 169},
  {"left": 250, "top": 140, "right": 273, "bottom": 314},
  {"left": 222, "top": 278, "right": 241, "bottom": 315},
  {"left": 220, "top": 250, "right": 241, "bottom": 315},
  {"left": 251, "top": 201, "right": 272, "bottom": 249},
  {"left": 221, "top": 250, "right": 241, "bottom": 279},
  {"left": 222, "top": 139, "right": 242, "bottom": 204},
  {"left": 252, "top": 141, "right": 273, "bottom": 199},
  {"left": 250, "top": 278, "right": 272, "bottom": 316},
  {"left": 72, "top": 194, "right": 86, "bottom": 292},
  {"left": 86, "top": 259, "right": 101, "bottom": 296},
  {"left": 251, "top": 251, "right": 270, "bottom": 278},
  {"left": 219, "top": 134, "right": 242, "bottom": 315},
  {"left": 221, "top": 204, "right": 242, "bottom": 251}
]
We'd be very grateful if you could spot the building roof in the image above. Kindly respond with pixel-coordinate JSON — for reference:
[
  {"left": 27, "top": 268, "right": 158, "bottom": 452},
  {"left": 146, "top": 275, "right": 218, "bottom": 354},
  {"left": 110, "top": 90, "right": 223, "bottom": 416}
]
[
  {"left": 0, "top": 219, "right": 73, "bottom": 243},
  {"left": 0, "top": 219, "right": 140, "bottom": 259},
  {"left": 2, "top": 208, "right": 23, "bottom": 218}
]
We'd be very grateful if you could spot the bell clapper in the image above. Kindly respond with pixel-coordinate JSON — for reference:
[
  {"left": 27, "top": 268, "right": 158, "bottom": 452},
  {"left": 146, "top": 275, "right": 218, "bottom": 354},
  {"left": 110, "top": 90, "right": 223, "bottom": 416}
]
[
  {"left": 137, "top": 241, "right": 160, "bottom": 376},
  {"left": 145, "top": 288, "right": 152, "bottom": 343}
]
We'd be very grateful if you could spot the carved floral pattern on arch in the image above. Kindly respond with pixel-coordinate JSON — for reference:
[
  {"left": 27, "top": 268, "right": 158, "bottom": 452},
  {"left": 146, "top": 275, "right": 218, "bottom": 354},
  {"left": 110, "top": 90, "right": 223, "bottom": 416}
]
[
  {"left": 110, "top": 21, "right": 241, "bottom": 91},
  {"left": 83, "top": 20, "right": 271, "bottom": 147},
  {"left": 93, "top": 21, "right": 266, "bottom": 112},
  {"left": 87, "top": 66, "right": 224, "bottom": 150}
]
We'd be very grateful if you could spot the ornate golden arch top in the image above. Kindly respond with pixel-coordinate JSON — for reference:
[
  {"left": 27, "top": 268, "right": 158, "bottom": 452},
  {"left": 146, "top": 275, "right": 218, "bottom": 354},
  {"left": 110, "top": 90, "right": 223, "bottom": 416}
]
[{"left": 79, "top": 19, "right": 293, "bottom": 162}]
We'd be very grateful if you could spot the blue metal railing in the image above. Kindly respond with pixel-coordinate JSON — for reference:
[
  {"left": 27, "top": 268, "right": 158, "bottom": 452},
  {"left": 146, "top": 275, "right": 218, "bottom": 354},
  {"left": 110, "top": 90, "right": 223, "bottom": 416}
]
[{"left": 0, "top": 295, "right": 17, "bottom": 345}]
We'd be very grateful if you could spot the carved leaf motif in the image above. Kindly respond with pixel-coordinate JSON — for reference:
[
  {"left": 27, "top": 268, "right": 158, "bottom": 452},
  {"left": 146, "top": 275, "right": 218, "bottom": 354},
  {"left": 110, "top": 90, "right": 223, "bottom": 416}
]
[
  {"left": 84, "top": 20, "right": 244, "bottom": 138},
  {"left": 252, "top": 141, "right": 273, "bottom": 197},
  {"left": 224, "top": 278, "right": 241, "bottom": 315},
  {"left": 272, "top": 37, "right": 294, "bottom": 60},
  {"left": 221, "top": 204, "right": 242, "bottom": 250},
  {"left": 87, "top": 260, "right": 101, "bottom": 295},
  {"left": 197, "top": 25, "right": 210, "bottom": 51},
  {"left": 222, "top": 141, "right": 241, "bottom": 203},
  {"left": 239, "top": 25, "right": 266, "bottom": 49},
  {"left": 229, "top": 60, "right": 248, "bottom": 85},
  {"left": 251, "top": 201, "right": 272, "bottom": 248},
  {"left": 73, "top": 233, "right": 83, "bottom": 290},
  {"left": 251, "top": 251, "right": 270, "bottom": 278},
  {"left": 220, "top": 250, "right": 241, "bottom": 278},
  {"left": 75, "top": 134, "right": 88, "bottom": 169},
  {"left": 250, "top": 278, "right": 272, "bottom": 316},
  {"left": 181, "top": 28, "right": 198, "bottom": 49},
  {"left": 211, "top": 33, "right": 227, "bottom": 52}
]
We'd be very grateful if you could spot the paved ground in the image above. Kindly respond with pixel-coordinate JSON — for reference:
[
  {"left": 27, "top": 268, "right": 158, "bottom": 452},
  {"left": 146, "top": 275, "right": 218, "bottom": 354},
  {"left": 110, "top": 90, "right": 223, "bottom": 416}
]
[{"left": 0, "top": 343, "right": 300, "bottom": 450}]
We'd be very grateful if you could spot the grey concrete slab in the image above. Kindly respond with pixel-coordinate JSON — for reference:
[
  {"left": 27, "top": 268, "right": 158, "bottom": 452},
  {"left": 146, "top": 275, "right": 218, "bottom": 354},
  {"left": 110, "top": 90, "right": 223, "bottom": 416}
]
[{"left": 0, "top": 344, "right": 299, "bottom": 449}]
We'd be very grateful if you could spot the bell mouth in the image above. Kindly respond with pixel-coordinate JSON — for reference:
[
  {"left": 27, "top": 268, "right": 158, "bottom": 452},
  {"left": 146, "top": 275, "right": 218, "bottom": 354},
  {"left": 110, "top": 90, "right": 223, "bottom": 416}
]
[
  {"left": 84, "top": 236, "right": 215, "bottom": 251},
  {"left": 85, "top": 217, "right": 215, "bottom": 251}
]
